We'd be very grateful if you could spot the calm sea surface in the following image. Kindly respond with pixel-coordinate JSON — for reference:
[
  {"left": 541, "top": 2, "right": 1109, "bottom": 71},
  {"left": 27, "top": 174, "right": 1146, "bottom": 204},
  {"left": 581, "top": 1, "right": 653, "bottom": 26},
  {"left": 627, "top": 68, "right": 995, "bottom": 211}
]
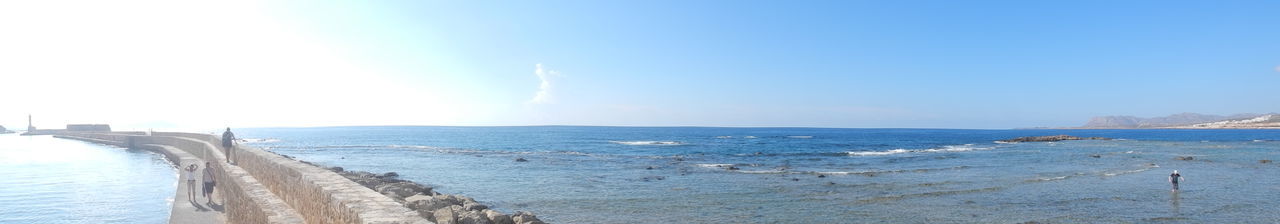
[
  {"left": 237, "top": 127, "right": 1277, "bottom": 223},
  {"left": 0, "top": 134, "right": 175, "bottom": 224}
]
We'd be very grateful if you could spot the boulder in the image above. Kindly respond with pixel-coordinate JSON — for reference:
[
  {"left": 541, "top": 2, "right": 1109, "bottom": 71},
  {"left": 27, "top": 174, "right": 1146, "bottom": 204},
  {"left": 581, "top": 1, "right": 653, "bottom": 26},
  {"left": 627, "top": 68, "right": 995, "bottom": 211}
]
[
  {"left": 407, "top": 197, "right": 452, "bottom": 212},
  {"left": 463, "top": 201, "right": 488, "bottom": 211},
  {"left": 433, "top": 207, "right": 459, "bottom": 224},
  {"left": 354, "top": 178, "right": 386, "bottom": 189},
  {"left": 484, "top": 210, "right": 514, "bottom": 224},
  {"left": 377, "top": 182, "right": 431, "bottom": 199},
  {"left": 511, "top": 211, "right": 543, "bottom": 224},
  {"left": 458, "top": 210, "right": 493, "bottom": 224},
  {"left": 381, "top": 172, "right": 400, "bottom": 178},
  {"left": 351, "top": 171, "right": 377, "bottom": 178},
  {"left": 434, "top": 195, "right": 460, "bottom": 205},
  {"left": 1175, "top": 156, "right": 1194, "bottom": 161}
]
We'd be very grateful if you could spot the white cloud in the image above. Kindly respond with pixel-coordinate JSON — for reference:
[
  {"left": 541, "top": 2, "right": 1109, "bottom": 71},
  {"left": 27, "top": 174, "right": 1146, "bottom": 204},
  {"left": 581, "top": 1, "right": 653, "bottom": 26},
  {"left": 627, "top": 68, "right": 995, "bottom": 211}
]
[{"left": 528, "top": 63, "right": 560, "bottom": 104}]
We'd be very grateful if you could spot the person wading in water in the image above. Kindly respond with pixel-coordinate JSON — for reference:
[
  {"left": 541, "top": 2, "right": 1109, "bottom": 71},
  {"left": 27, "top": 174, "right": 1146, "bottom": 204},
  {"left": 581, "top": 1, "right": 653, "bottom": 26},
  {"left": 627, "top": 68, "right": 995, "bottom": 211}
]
[
  {"left": 1169, "top": 170, "right": 1184, "bottom": 192},
  {"left": 222, "top": 128, "right": 235, "bottom": 164}
]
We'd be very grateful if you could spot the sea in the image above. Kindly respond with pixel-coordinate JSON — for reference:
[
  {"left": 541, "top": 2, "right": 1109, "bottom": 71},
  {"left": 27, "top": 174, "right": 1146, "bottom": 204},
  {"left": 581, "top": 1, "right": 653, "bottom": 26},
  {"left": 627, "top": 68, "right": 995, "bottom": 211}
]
[
  {"left": 2, "top": 128, "right": 1278, "bottom": 223},
  {"left": 0, "top": 134, "right": 175, "bottom": 224},
  {"left": 232, "top": 127, "right": 1280, "bottom": 223}
]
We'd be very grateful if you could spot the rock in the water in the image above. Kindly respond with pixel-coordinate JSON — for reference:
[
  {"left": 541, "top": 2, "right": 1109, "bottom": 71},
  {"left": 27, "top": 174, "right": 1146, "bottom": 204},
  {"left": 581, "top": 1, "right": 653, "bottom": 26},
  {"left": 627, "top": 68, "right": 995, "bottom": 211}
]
[
  {"left": 354, "top": 178, "right": 386, "bottom": 189},
  {"left": 458, "top": 210, "right": 493, "bottom": 224},
  {"left": 328, "top": 166, "right": 344, "bottom": 172},
  {"left": 484, "top": 210, "right": 514, "bottom": 224},
  {"left": 352, "top": 171, "right": 377, "bottom": 178},
  {"left": 515, "top": 158, "right": 528, "bottom": 162},
  {"left": 817, "top": 174, "right": 826, "bottom": 178},
  {"left": 1089, "top": 154, "right": 1102, "bottom": 158},
  {"left": 1261, "top": 160, "right": 1272, "bottom": 164},
  {"left": 511, "top": 211, "right": 543, "bottom": 224},
  {"left": 999, "top": 135, "right": 1111, "bottom": 143},
  {"left": 377, "top": 182, "right": 431, "bottom": 199},
  {"left": 381, "top": 172, "right": 399, "bottom": 178},
  {"left": 408, "top": 197, "right": 452, "bottom": 212},
  {"left": 1175, "top": 156, "right": 1195, "bottom": 161},
  {"left": 433, "top": 207, "right": 459, "bottom": 224},
  {"left": 463, "top": 201, "right": 488, "bottom": 211}
]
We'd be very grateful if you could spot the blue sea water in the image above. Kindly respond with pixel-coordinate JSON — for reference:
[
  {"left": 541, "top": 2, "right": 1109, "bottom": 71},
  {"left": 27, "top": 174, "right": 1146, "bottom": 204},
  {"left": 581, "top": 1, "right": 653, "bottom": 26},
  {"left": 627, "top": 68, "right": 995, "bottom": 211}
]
[
  {"left": 236, "top": 127, "right": 1280, "bottom": 223},
  {"left": 0, "top": 134, "right": 176, "bottom": 224}
]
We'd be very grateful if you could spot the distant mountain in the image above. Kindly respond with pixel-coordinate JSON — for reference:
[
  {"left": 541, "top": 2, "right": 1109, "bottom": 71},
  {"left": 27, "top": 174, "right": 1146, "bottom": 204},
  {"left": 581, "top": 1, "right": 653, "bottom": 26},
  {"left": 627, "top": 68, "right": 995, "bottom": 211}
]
[{"left": 1081, "top": 113, "right": 1271, "bottom": 129}]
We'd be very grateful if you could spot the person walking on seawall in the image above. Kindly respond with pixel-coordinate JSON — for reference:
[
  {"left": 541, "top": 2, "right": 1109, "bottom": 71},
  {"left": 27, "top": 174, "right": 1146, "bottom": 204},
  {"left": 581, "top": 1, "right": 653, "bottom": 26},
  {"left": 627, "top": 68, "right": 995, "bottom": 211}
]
[
  {"left": 185, "top": 163, "right": 198, "bottom": 202},
  {"left": 1169, "top": 170, "right": 1184, "bottom": 192},
  {"left": 222, "top": 128, "right": 235, "bottom": 164},
  {"left": 202, "top": 162, "right": 217, "bottom": 205}
]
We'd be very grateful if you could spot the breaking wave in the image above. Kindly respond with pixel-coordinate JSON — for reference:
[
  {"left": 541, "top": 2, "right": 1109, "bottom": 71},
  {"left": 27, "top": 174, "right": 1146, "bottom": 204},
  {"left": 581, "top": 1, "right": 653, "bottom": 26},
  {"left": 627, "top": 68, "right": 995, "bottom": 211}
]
[
  {"left": 238, "top": 138, "right": 281, "bottom": 143},
  {"left": 846, "top": 144, "right": 994, "bottom": 156},
  {"left": 611, "top": 141, "right": 684, "bottom": 146}
]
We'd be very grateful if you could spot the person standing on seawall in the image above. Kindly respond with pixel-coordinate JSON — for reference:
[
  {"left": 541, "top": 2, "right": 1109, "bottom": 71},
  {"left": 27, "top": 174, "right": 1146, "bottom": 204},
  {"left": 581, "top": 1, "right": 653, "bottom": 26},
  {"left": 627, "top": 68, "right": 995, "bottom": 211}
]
[
  {"left": 1169, "top": 170, "right": 1184, "bottom": 192},
  {"left": 185, "top": 163, "right": 198, "bottom": 202},
  {"left": 222, "top": 128, "right": 235, "bottom": 164},
  {"left": 202, "top": 162, "right": 217, "bottom": 205}
]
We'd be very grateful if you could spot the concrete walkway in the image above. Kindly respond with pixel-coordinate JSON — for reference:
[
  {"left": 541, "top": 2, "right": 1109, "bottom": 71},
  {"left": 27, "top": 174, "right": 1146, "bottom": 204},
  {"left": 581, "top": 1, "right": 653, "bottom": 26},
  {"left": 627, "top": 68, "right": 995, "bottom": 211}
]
[{"left": 167, "top": 145, "right": 226, "bottom": 224}]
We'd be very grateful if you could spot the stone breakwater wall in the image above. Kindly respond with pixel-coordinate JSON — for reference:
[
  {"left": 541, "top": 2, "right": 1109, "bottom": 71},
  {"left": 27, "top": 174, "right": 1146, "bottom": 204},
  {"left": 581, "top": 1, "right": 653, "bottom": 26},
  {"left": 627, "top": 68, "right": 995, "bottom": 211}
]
[
  {"left": 56, "top": 132, "right": 305, "bottom": 224},
  {"left": 56, "top": 132, "right": 429, "bottom": 224}
]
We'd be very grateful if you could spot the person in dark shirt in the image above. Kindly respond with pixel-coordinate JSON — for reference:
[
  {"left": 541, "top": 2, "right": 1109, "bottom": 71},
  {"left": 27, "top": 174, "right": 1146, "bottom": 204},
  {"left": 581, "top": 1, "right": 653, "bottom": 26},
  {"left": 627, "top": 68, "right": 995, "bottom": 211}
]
[
  {"left": 222, "top": 128, "right": 235, "bottom": 164},
  {"left": 1169, "top": 170, "right": 1183, "bottom": 192}
]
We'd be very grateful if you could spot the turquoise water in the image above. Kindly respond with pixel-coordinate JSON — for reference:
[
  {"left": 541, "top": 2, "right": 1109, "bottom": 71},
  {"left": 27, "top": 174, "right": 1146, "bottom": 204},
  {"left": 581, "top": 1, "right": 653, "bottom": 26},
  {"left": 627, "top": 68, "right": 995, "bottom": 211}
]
[
  {"left": 0, "top": 134, "right": 176, "bottom": 224},
  {"left": 239, "top": 127, "right": 1280, "bottom": 223}
]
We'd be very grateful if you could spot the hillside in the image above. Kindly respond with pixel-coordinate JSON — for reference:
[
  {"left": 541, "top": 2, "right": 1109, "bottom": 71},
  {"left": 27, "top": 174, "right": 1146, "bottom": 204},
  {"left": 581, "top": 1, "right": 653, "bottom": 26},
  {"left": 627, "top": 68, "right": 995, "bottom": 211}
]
[
  {"left": 1173, "top": 114, "right": 1280, "bottom": 129},
  {"left": 1081, "top": 113, "right": 1266, "bottom": 128}
]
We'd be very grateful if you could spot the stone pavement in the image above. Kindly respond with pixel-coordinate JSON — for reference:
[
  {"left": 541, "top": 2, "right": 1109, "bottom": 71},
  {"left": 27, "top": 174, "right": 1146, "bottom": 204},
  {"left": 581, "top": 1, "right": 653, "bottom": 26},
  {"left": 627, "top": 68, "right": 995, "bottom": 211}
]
[{"left": 169, "top": 146, "right": 226, "bottom": 224}]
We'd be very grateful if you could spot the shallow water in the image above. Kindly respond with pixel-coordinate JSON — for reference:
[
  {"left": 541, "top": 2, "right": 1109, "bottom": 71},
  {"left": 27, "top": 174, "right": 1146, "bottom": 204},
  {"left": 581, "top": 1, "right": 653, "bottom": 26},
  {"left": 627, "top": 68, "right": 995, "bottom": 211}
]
[
  {"left": 0, "top": 134, "right": 176, "bottom": 224},
  {"left": 239, "top": 127, "right": 1280, "bottom": 223}
]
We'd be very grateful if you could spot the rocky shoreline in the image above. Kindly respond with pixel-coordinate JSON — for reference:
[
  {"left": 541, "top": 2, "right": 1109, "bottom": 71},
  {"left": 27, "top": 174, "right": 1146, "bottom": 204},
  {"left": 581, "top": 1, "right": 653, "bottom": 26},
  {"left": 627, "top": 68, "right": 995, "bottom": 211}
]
[
  {"left": 998, "top": 135, "right": 1111, "bottom": 143},
  {"left": 295, "top": 160, "right": 545, "bottom": 224}
]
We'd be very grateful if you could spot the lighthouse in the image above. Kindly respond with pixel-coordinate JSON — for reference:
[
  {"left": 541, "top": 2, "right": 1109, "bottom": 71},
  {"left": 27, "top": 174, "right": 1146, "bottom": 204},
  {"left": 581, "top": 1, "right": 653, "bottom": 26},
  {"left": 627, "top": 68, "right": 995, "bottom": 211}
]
[{"left": 27, "top": 114, "right": 35, "bottom": 132}]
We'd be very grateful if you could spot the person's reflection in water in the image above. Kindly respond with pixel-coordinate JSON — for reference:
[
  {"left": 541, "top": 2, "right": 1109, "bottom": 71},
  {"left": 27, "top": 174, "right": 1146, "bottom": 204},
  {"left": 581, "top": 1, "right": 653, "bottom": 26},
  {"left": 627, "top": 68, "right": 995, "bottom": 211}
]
[{"left": 1170, "top": 191, "right": 1181, "bottom": 215}]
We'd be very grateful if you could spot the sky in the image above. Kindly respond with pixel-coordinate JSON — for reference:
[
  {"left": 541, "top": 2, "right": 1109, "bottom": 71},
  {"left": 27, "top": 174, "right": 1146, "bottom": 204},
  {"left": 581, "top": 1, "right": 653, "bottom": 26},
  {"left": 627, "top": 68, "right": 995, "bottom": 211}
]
[{"left": 1, "top": 0, "right": 1278, "bottom": 131}]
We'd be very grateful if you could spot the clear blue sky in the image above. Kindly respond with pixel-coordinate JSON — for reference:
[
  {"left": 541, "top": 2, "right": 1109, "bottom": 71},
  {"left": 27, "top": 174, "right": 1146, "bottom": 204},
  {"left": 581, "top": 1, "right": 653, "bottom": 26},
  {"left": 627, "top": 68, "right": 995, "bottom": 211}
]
[{"left": 2, "top": 1, "right": 1278, "bottom": 129}]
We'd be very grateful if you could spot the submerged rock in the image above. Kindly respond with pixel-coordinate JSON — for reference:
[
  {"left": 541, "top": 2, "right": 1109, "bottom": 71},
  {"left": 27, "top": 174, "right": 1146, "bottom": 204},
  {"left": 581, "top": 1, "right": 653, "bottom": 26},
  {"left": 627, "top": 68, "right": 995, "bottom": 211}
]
[
  {"left": 1089, "top": 154, "right": 1102, "bottom": 158},
  {"left": 999, "top": 135, "right": 1111, "bottom": 143},
  {"left": 1261, "top": 160, "right": 1272, "bottom": 164},
  {"left": 1175, "top": 156, "right": 1195, "bottom": 161},
  {"left": 515, "top": 158, "right": 528, "bottom": 162}
]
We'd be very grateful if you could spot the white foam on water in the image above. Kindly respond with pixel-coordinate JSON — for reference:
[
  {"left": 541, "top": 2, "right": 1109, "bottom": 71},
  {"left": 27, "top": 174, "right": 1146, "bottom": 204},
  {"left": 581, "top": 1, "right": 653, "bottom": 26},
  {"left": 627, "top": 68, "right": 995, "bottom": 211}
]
[
  {"left": 715, "top": 136, "right": 733, "bottom": 139},
  {"left": 743, "top": 136, "right": 758, "bottom": 139},
  {"left": 695, "top": 164, "right": 736, "bottom": 168},
  {"left": 611, "top": 141, "right": 683, "bottom": 146},
  {"left": 846, "top": 144, "right": 995, "bottom": 156},
  {"left": 238, "top": 138, "right": 281, "bottom": 143},
  {"left": 388, "top": 145, "right": 437, "bottom": 149}
]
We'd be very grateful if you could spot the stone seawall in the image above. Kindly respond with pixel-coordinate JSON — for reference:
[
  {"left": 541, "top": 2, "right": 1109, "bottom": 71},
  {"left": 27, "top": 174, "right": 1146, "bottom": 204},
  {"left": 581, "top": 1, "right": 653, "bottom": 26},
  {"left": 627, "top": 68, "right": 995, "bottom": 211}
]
[
  {"left": 56, "top": 132, "right": 429, "bottom": 224},
  {"left": 56, "top": 132, "right": 305, "bottom": 224}
]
